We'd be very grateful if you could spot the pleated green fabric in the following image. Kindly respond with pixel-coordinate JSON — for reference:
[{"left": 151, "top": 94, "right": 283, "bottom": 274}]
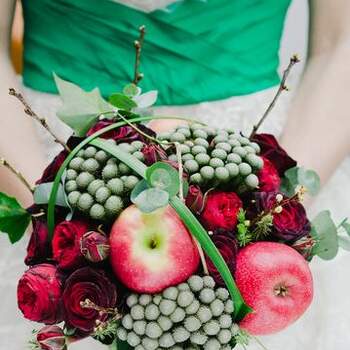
[{"left": 21, "top": 0, "right": 291, "bottom": 105}]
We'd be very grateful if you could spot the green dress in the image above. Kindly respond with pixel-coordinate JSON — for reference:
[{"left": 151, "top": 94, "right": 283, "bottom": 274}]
[{"left": 21, "top": 0, "right": 291, "bottom": 105}]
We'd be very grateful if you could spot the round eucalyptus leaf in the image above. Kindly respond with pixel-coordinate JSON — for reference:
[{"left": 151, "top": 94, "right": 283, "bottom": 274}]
[
  {"left": 134, "top": 188, "right": 169, "bottom": 213},
  {"left": 130, "top": 179, "right": 149, "bottom": 203}
]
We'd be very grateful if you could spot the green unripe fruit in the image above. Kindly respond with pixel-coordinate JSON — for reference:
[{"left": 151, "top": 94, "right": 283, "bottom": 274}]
[
  {"left": 89, "top": 204, "right": 105, "bottom": 220},
  {"left": 142, "top": 337, "right": 158, "bottom": 350},
  {"left": 199, "top": 288, "right": 216, "bottom": 304},
  {"left": 203, "top": 320, "right": 220, "bottom": 336},
  {"left": 107, "top": 158, "right": 117, "bottom": 165},
  {"left": 159, "top": 333, "right": 175, "bottom": 348},
  {"left": 122, "top": 315, "right": 133, "bottom": 330},
  {"left": 81, "top": 158, "right": 100, "bottom": 173},
  {"left": 69, "top": 157, "right": 84, "bottom": 171},
  {"left": 190, "top": 173, "right": 203, "bottom": 185},
  {"left": 67, "top": 191, "right": 80, "bottom": 207},
  {"left": 119, "top": 163, "right": 131, "bottom": 175},
  {"left": 192, "top": 129, "right": 207, "bottom": 139},
  {"left": 127, "top": 294, "right": 139, "bottom": 308},
  {"left": 210, "top": 299, "right": 225, "bottom": 317},
  {"left": 158, "top": 316, "right": 173, "bottom": 331},
  {"left": 239, "top": 163, "right": 252, "bottom": 176},
  {"left": 65, "top": 180, "right": 78, "bottom": 192},
  {"left": 133, "top": 320, "right": 147, "bottom": 336},
  {"left": 194, "top": 138, "right": 209, "bottom": 148},
  {"left": 177, "top": 291, "right": 194, "bottom": 308},
  {"left": 170, "top": 132, "right": 186, "bottom": 143},
  {"left": 243, "top": 145, "right": 256, "bottom": 154},
  {"left": 215, "top": 167, "right": 230, "bottom": 182},
  {"left": 224, "top": 300, "right": 234, "bottom": 314},
  {"left": 238, "top": 136, "right": 250, "bottom": 145},
  {"left": 226, "top": 153, "right": 242, "bottom": 164},
  {"left": 105, "top": 195, "right": 123, "bottom": 216},
  {"left": 170, "top": 307, "right": 186, "bottom": 323},
  {"left": 217, "top": 130, "right": 229, "bottom": 137},
  {"left": 117, "top": 327, "right": 128, "bottom": 341},
  {"left": 185, "top": 299, "right": 200, "bottom": 315},
  {"left": 230, "top": 323, "right": 240, "bottom": 336},
  {"left": 184, "top": 316, "right": 201, "bottom": 332},
  {"left": 204, "top": 338, "right": 221, "bottom": 350},
  {"left": 177, "top": 283, "right": 190, "bottom": 291},
  {"left": 245, "top": 174, "right": 259, "bottom": 189},
  {"left": 66, "top": 169, "right": 77, "bottom": 181},
  {"left": 228, "top": 139, "right": 241, "bottom": 148},
  {"left": 133, "top": 151, "right": 145, "bottom": 162},
  {"left": 163, "top": 287, "right": 179, "bottom": 301},
  {"left": 218, "top": 329, "right": 232, "bottom": 344},
  {"left": 225, "top": 163, "right": 239, "bottom": 177},
  {"left": 211, "top": 149, "right": 227, "bottom": 160},
  {"left": 197, "top": 306, "right": 212, "bottom": 323},
  {"left": 245, "top": 154, "right": 264, "bottom": 169},
  {"left": 139, "top": 294, "right": 152, "bottom": 306},
  {"left": 182, "top": 153, "right": 194, "bottom": 161},
  {"left": 184, "top": 160, "right": 199, "bottom": 174},
  {"left": 213, "top": 135, "right": 227, "bottom": 143},
  {"left": 216, "top": 142, "right": 231, "bottom": 153},
  {"left": 191, "top": 145, "right": 207, "bottom": 155},
  {"left": 84, "top": 146, "right": 97, "bottom": 158},
  {"left": 130, "top": 305, "right": 145, "bottom": 320},
  {"left": 200, "top": 166, "right": 215, "bottom": 180},
  {"left": 219, "top": 314, "right": 233, "bottom": 329},
  {"left": 158, "top": 132, "right": 171, "bottom": 140},
  {"left": 107, "top": 178, "right": 124, "bottom": 195},
  {"left": 77, "top": 193, "right": 94, "bottom": 211},
  {"left": 188, "top": 275, "right": 204, "bottom": 292},
  {"left": 127, "top": 332, "right": 141, "bottom": 347},
  {"left": 76, "top": 172, "right": 95, "bottom": 188},
  {"left": 250, "top": 142, "right": 261, "bottom": 153},
  {"left": 77, "top": 150, "right": 85, "bottom": 158},
  {"left": 95, "top": 186, "right": 111, "bottom": 204},
  {"left": 172, "top": 326, "right": 190, "bottom": 343},
  {"left": 209, "top": 158, "right": 224, "bottom": 169},
  {"left": 102, "top": 164, "right": 119, "bottom": 180},
  {"left": 215, "top": 288, "right": 230, "bottom": 301},
  {"left": 95, "top": 150, "right": 109, "bottom": 163},
  {"left": 124, "top": 175, "right": 140, "bottom": 191},
  {"left": 159, "top": 299, "right": 177, "bottom": 316},
  {"left": 233, "top": 146, "right": 247, "bottom": 158},
  {"left": 145, "top": 304, "right": 160, "bottom": 321},
  {"left": 177, "top": 128, "right": 191, "bottom": 138},
  {"left": 184, "top": 140, "right": 194, "bottom": 148},
  {"left": 203, "top": 275, "right": 215, "bottom": 288},
  {"left": 87, "top": 179, "right": 105, "bottom": 196},
  {"left": 190, "top": 331, "right": 208, "bottom": 345},
  {"left": 153, "top": 295, "right": 162, "bottom": 306},
  {"left": 131, "top": 140, "right": 144, "bottom": 150},
  {"left": 179, "top": 144, "right": 191, "bottom": 154},
  {"left": 190, "top": 122, "right": 204, "bottom": 130},
  {"left": 168, "top": 154, "right": 178, "bottom": 162},
  {"left": 145, "top": 322, "right": 163, "bottom": 339}
]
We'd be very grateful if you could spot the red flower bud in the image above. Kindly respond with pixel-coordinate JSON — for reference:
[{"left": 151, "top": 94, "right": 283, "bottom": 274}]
[
  {"left": 141, "top": 143, "right": 167, "bottom": 165},
  {"left": 36, "top": 325, "right": 67, "bottom": 350},
  {"left": 80, "top": 231, "right": 110, "bottom": 263},
  {"left": 185, "top": 185, "right": 204, "bottom": 214}
]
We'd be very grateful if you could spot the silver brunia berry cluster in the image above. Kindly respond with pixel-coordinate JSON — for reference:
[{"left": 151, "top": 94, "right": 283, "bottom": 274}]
[{"left": 117, "top": 275, "right": 240, "bottom": 350}]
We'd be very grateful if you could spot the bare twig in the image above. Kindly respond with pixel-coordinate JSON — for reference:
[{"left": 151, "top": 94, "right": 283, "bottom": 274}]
[
  {"left": 132, "top": 25, "right": 146, "bottom": 85},
  {"left": 9, "top": 88, "right": 70, "bottom": 152},
  {"left": 0, "top": 157, "right": 34, "bottom": 193},
  {"left": 250, "top": 55, "right": 300, "bottom": 138}
]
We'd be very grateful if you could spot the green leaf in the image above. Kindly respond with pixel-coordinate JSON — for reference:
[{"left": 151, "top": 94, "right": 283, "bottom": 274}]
[
  {"left": 54, "top": 74, "right": 113, "bottom": 137},
  {"left": 34, "top": 182, "right": 68, "bottom": 207},
  {"left": 146, "top": 162, "right": 180, "bottom": 197},
  {"left": 311, "top": 211, "right": 339, "bottom": 260},
  {"left": 341, "top": 220, "right": 350, "bottom": 237},
  {"left": 109, "top": 93, "right": 137, "bottom": 111},
  {"left": 113, "top": 339, "right": 132, "bottom": 350},
  {"left": 0, "top": 192, "right": 31, "bottom": 243},
  {"left": 122, "top": 84, "right": 140, "bottom": 97},
  {"left": 133, "top": 188, "right": 169, "bottom": 213},
  {"left": 297, "top": 168, "right": 320, "bottom": 196},
  {"left": 133, "top": 90, "right": 158, "bottom": 108},
  {"left": 338, "top": 236, "right": 350, "bottom": 251},
  {"left": 130, "top": 179, "right": 149, "bottom": 203}
]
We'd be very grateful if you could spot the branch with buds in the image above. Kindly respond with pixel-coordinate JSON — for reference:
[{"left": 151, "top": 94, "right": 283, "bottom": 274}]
[
  {"left": 133, "top": 25, "right": 146, "bottom": 85},
  {"left": 9, "top": 88, "right": 70, "bottom": 152}
]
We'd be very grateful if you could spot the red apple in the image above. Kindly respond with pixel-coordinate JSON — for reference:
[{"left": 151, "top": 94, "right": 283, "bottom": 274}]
[
  {"left": 110, "top": 205, "right": 200, "bottom": 293},
  {"left": 235, "top": 242, "right": 313, "bottom": 335}
]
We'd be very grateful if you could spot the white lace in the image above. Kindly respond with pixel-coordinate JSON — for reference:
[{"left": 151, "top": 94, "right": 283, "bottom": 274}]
[{"left": 1, "top": 83, "right": 349, "bottom": 350}]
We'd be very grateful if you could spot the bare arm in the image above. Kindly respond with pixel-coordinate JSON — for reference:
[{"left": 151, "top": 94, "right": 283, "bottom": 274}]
[
  {"left": 0, "top": 0, "right": 46, "bottom": 206},
  {"left": 280, "top": 0, "right": 350, "bottom": 185}
]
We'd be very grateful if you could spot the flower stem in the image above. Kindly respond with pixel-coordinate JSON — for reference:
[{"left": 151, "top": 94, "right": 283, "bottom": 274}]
[
  {"left": 0, "top": 157, "right": 34, "bottom": 193},
  {"left": 9, "top": 88, "right": 70, "bottom": 152},
  {"left": 133, "top": 25, "right": 146, "bottom": 85},
  {"left": 250, "top": 55, "right": 300, "bottom": 138}
]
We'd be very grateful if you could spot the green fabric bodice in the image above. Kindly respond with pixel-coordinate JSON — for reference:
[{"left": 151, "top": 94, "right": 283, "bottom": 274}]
[{"left": 21, "top": 0, "right": 291, "bottom": 105}]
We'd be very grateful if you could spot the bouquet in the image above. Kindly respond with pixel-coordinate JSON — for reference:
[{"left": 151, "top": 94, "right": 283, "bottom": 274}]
[{"left": 2, "top": 28, "right": 349, "bottom": 350}]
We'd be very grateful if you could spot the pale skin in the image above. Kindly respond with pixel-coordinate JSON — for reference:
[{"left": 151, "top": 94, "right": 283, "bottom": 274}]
[{"left": 1, "top": 0, "right": 350, "bottom": 207}]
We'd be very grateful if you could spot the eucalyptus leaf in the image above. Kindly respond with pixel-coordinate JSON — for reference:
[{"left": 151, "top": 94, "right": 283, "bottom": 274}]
[
  {"left": 34, "top": 182, "right": 68, "bottom": 207},
  {"left": 0, "top": 192, "right": 31, "bottom": 243},
  {"left": 54, "top": 74, "right": 112, "bottom": 136},
  {"left": 146, "top": 162, "right": 180, "bottom": 197},
  {"left": 341, "top": 220, "right": 350, "bottom": 237},
  {"left": 133, "top": 188, "right": 169, "bottom": 213},
  {"left": 123, "top": 84, "right": 141, "bottom": 98},
  {"left": 133, "top": 90, "right": 158, "bottom": 108},
  {"left": 297, "top": 168, "right": 320, "bottom": 196},
  {"left": 109, "top": 93, "right": 137, "bottom": 111},
  {"left": 338, "top": 236, "right": 350, "bottom": 251},
  {"left": 280, "top": 177, "right": 295, "bottom": 197},
  {"left": 311, "top": 211, "right": 339, "bottom": 260},
  {"left": 130, "top": 179, "right": 149, "bottom": 203}
]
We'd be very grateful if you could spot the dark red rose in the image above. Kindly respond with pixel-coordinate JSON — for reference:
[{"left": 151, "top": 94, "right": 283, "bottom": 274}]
[
  {"left": 251, "top": 133, "right": 297, "bottom": 176},
  {"left": 206, "top": 233, "right": 238, "bottom": 286},
  {"left": 80, "top": 231, "right": 110, "bottom": 263},
  {"left": 37, "top": 150, "right": 67, "bottom": 185},
  {"left": 257, "top": 157, "right": 281, "bottom": 192},
  {"left": 87, "top": 120, "right": 156, "bottom": 143},
  {"left": 36, "top": 325, "right": 67, "bottom": 350},
  {"left": 52, "top": 220, "right": 89, "bottom": 270},
  {"left": 63, "top": 267, "right": 117, "bottom": 333},
  {"left": 200, "top": 191, "right": 242, "bottom": 231},
  {"left": 273, "top": 200, "right": 311, "bottom": 241},
  {"left": 25, "top": 217, "right": 51, "bottom": 266},
  {"left": 185, "top": 185, "right": 204, "bottom": 214},
  {"left": 17, "top": 264, "right": 64, "bottom": 324},
  {"left": 141, "top": 143, "right": 168, "bottom": 165}
]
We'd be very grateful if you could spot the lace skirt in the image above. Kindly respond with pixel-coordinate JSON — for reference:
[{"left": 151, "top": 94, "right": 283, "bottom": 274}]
[{"left": 1, "top": 84, "right": 349, "bottom": 350}]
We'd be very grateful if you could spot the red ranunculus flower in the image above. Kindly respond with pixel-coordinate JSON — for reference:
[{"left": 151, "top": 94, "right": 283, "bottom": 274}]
[
  {"left": 200, "top": 191, "right": 242, "bottom": 231},
  {"left": 257, "top": 157, "right": 281, "bottom": 192},
  {"left": 80, "top": 231, "right": 110, "bottom": 263},
  {"left": 36, "top": 325, "right": 67, "bottom": 350},
  {"left": 25, "top": 217, "right": 51, "bottom": 266},
  {"left": 17, "top": 264, "right": 63, "bottom": 324},
  {"left": 206, "top": 232, "right": 238, "bottom": 286},
  {"left": 141, "top": 143, "right": 168, "bottom": 165},
  {"left": 52, "top": 220, "right": 89, "bottom": 270},
  {"left": 185, "top": 185, "right": 204, "bottom": 214},
  {"left": 252, "top": 133, "right": 297, "bottom": 176},
  {"left": 63, "top": 267, "right": 117, "bottom": 333},
  {"left": 87, "top": 121, "right": 156, "bottom": 143}
]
